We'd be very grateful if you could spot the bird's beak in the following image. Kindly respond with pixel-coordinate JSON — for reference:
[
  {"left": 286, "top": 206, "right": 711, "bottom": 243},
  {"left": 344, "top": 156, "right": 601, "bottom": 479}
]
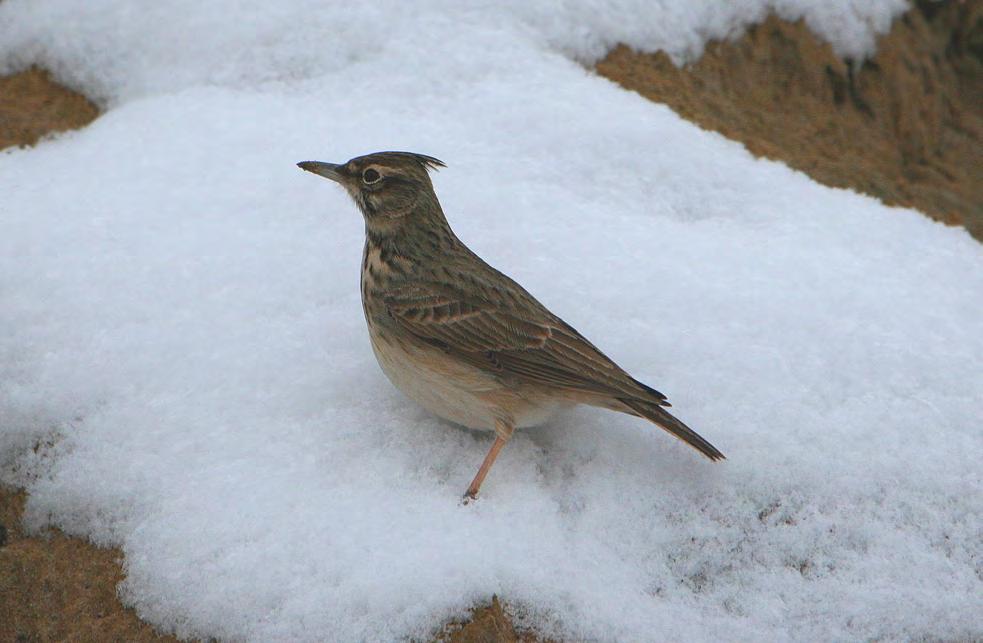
[{"left": 297, "top": 161, "right": 344, "bottom": 183}]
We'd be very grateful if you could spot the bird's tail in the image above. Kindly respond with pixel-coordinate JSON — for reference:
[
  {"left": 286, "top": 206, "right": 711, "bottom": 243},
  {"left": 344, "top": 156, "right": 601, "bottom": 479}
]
[{"left": 618, "top": 398, "right": 725, "bottom": 461}]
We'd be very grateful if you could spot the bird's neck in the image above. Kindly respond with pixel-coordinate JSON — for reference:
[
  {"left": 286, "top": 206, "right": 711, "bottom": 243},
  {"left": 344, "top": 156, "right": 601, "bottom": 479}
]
[
  {"left": 361, "top": 209, "right": 457, "bottom": 301},
  {"left": 364, "top": 198, "right": 460, "bottom": 258}
]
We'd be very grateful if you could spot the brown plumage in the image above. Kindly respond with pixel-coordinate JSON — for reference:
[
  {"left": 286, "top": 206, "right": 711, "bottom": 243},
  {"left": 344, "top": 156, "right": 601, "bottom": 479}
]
[{"left": 298, "top": 151, "right": 724, "bottom": 499}]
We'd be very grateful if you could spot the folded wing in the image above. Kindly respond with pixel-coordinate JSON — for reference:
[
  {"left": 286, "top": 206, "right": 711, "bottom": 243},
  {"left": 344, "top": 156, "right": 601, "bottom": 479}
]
[{"left": 383, "top": 280, "right": 668, "bottom": 405}]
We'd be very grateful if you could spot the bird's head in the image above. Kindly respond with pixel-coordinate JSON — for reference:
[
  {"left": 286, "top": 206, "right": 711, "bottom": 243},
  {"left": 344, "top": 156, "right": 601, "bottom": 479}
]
[{"left": 298, "top": 151, "right": 446, "bottom": 232}]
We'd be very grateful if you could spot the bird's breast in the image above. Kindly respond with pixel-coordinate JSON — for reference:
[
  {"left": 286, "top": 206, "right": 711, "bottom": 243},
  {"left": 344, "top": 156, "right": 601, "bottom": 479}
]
[
  {"left": 368, "top": 328, "right": 504, "bottom": 430},
  {"left": 359, "top": 240, "right": 568, "bottom": 431}
]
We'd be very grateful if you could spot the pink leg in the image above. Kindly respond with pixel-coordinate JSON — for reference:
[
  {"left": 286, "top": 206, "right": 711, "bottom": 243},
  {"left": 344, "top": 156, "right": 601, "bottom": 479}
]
[{"left": 464, "top": 421, "right": 514, "bottom": 500}]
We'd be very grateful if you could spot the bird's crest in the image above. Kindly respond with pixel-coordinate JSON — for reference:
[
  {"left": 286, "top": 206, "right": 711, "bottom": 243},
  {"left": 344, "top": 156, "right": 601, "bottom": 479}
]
[{"left": 359, "top": 151, "right": 445, "bottom": 172}]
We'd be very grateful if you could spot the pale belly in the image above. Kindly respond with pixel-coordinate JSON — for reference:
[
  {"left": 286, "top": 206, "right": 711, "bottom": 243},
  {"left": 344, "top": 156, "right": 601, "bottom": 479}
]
[{"left": 369, "top": 330, "right": 565, "bottom": 431}]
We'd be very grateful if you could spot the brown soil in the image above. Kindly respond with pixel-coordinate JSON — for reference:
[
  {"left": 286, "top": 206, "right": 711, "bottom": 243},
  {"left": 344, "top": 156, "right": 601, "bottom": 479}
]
[
  {"left": 0, "top": 486, "right": 535, "bottom": 642},
  {"left": 0, "top": 487, "right": 181, "bottom": 642},
  {"left": 0, "top": 67, "right": 100, "bottom": 150},
  {"left": 437, "top": 596, "right": 547, "bottom": 643},
  {"left": 597, "top": 0, "right": 983, "bottom": 239},
  {"left": 1, "top": 3, "right": 980, "bottom": 640}
]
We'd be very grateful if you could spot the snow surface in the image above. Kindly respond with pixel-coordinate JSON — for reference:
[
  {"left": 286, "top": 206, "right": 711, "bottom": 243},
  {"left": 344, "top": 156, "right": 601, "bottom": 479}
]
[{"left": 1, "top": 0, "right": 981, "bottom": 641}]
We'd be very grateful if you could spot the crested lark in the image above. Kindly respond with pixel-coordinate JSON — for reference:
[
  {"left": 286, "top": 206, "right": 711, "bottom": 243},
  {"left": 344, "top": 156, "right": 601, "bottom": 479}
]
[{"left": 298, "top": 151, "right": 724, "bottom": 500}]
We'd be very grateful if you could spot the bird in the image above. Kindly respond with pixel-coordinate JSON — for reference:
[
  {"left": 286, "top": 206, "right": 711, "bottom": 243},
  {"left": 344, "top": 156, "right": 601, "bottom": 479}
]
[{"left": 298, "top": 151, "right": 723, "bottom": 500}]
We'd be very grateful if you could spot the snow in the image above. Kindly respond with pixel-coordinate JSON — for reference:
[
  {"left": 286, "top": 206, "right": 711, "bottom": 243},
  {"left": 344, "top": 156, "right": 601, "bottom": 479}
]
[{"left": 1, "top": 0, "right": 981, "bottom": 641}]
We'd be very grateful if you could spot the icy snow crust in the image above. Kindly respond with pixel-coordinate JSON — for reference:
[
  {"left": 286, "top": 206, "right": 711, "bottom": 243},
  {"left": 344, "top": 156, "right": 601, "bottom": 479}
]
[{"left": 1, "top": 1, "right": 980, "bottom": 641}]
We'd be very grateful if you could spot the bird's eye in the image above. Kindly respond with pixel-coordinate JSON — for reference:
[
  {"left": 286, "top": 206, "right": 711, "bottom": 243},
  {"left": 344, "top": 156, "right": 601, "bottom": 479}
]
[{"left": 362, "top": 168, "right": 381, "bottom": 184}]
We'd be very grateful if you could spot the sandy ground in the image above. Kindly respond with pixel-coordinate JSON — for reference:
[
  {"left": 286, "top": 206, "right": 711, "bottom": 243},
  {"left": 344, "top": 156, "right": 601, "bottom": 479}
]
[
  {"left": 597, "top": 1, "right": 983, "bottom": 239},
  {"left": 0, "top": 489, "right": 181, "bottom": 642},
  {"left": 1, "top": 4, "right": 980, "bottom": 641},
  {"left": 0, "top": 68, "right": 99, "bottom": 151},
  {"left": 0, "top": 482, "right": 536, "bottom": 641}
]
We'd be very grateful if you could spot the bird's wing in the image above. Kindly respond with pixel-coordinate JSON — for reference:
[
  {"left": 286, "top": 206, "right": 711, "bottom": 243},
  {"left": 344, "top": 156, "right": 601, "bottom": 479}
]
[{"left": 382, "top": 277, "right": 669, "bottom": 405}]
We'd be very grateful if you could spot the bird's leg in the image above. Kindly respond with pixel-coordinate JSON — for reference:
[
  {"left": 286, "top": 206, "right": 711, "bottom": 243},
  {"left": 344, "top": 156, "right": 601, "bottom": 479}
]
[{"left": 464, "top": 420, "right": 514, "bottom": 500}]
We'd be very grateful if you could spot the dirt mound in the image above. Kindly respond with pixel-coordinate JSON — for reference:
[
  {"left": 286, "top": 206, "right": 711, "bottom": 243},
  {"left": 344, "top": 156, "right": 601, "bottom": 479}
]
[
  {"left": 597, "top": 0, "right": 983, "bottom": 239},
  {"left": 0, "top": 488, "right": 180, "bottom": 642},
  {"left": 0, "top": 67, "right": 99, "bottom": 150},
  {"left": 1, "top": 485, "right": 537, "bottom": 642}
]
